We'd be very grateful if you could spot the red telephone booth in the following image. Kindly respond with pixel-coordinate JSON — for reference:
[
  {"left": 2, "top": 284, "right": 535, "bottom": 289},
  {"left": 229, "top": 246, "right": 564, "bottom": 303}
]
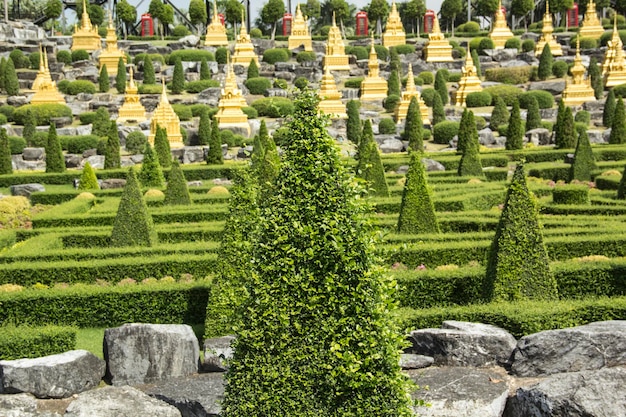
[
  {"left": 141, "top": 14, "right": 154, "bottom": 37},
  {"left": 424, "top": 10, "right": 436, "bottom": 33},
  {"left": 356, "top": 11, "right": 368, "bottom": 36},
  {"left": 282, "top": 13, "right": 293, "bottom": 35},
  {"left": 218, "top": 13, "right": 225, "bottom": 25},
  {"left": 567, "top": 4, "right": 579, "bottom": 27}
]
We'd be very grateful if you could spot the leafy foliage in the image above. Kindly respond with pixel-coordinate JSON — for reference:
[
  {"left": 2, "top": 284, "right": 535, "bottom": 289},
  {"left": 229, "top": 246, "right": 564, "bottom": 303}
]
[
  {"left": 609, "top": 97, "right": 626, "bottom": 145},
  {"left": 45, "top": 124, "right": 65, "bottom": 173},
  {"left": 346, "top": 100, "right": 361, "bottom": 145},
  {"left": 154, "top": 125, "right": 172, "bottom": 168},
  {"left": 164, "top": 160, "right": 191, "bottom": 205},
  {"left": 139, "top": 142, "right": 165, "bottom": 187},
  {"left": 490, "top": 96, "right": 509, "bottom": 129},
  {"left": 404, "top": 97, "right": 423, "bottom": 151},
  {"left": 555, "top": 102, "right": 576, "bottom": 149},
  {"left": 434, "top": 69, "right": 448, "bottom": 105},
  {"left": 22, "top": 109, "right": 37, "bottom": 145},
  {"left": 247, "top": 58, "right": 259, "bottom": 79},
  {"left": 603, "top": 89, "right": 616, "bottom": 128},
  {"left": 116, "top": 58, "right": 126, "bottom": 94},
  {"left": 98, "top": 64, "right": 109, "bottom": 92},
  {"left": 4, "top": 58, "right": 19, "bottom": 96},
  {"left": 0, "top": 128, "right": 12, "bottom": 175},
  {"left": 197, "top": 108, "right": 211, "bottom": 146},
  {"left": 525, "top": 96, "right": 542, "bottom": 131},
  {"left": 457, "top": 110, "right": 483, "bottom": 177},
  {"left": 206, "top": 117, "right": 223, "bottom": 165},
  {"left": 92, "top": 107, "right": 111, "bottom": 138},
  {"left": 589, "top": 57, "right": 603, "bottom": 99},
  {"left": 432, "top": 92, "right": 445, "bottom": 125},
  {"left": 104, "top": 121, "right": 121, "bottom": 169},
  {"left": 397, "top": 152, "right": 439, "bottom": 234},
  {"left": 356, "top": 120, "right": 390, "bottom": 197},
  {"left": 125, "top": 131, "right": 147, "bottom": 154},
  {"left": 171, "top": 58, "right": 185, "bottom": 94},
  {"left": 568, "top": 129, "right": 596, "bottom": 182},
  {"left": 537, "top": 43, "right": 553, "bottom": 80},
  {"left": 505, "top": 101, "right": 524, "bottom": 150},
  {"left": 387, "top": 69, "right": 400, "bottom": 97},
  {"left": 0, "top": 325, "right": 76, "bottom": 360},
  {"left": 143, "top": 56, "right": 156, "bottom": 84},
  {"left": 78, "top": 162, "right": 99, "bottom": 190}
]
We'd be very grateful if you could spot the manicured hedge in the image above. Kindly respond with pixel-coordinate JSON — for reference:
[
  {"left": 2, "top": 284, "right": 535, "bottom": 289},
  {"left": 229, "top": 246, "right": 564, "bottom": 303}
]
[
  {"left": 0, "top": 325, "right": 76, "bottom": 360},
  {"left": 485, "top": 67, "right": 533, "bottom": 84},
  {"left": 167, "top": 50, "right": 215, "bottom": 63},
  {"left": 12, "top": 104, "right": 73, "bottom": 126}
]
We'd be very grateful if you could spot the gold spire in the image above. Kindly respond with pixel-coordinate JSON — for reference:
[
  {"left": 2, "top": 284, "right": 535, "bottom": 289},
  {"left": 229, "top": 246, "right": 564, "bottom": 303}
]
[
  {"left": 232, "top": 8, "right": 258, "bottom": 66},
  {"left": 382, "top": 0, "right": 406, "bottom": 47},
  {"left": 332, "top": 11, "right": 336, "bottom": 27},
  {"left": 405, "top": 63, "right": 415, "bottom": 93},
  {"left": 535, "top": 2, "right": 562, "bottom": 56},
  {"left": 455, "top": 45, "right": 482, "bottom": 106},
  {"left": 39, "top": 43, "right": 44, "bottom": 70},
  {"left": 563, "top": 34, "right": 596, "bottom": 105},
  {"left": 240, "top": 9, "right": 246, "bottom": 34},
  {"left": 205, "top": 0, "right": 228, "bottom": 46},
  {"left": 425, "top": 13, "right": 453, "bottom": 62},
  {"left": 361, "top": 34, "right": 387, "bottom": 100},
  {"left": 396, "top": 63, "right": 429, "bottom": 123},
  {"left": 318, "top": 63, "right": 346, "bottom": 118},
  {"left": 161, "top": 77, "right": 169, "bottom": 104},
  {"left": 129, "top": 66, "right": 135, "bottom": 89}
]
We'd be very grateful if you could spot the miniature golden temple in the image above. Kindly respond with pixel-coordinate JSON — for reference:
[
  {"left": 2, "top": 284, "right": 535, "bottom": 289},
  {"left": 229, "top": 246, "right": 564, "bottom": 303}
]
[
  {"left": 579, "top": 0, "right": 605, "bottom": 39},
  {"left": 72, "top": 0, "right": 101, "bottom": 52},
  {"left": 215, "top": 58, "right": 250, "bottom": 136},
  {"left": 288, "top": 3, "right": 312, "bottom": 51},
  {"left": 562, "top": 37, "right": 596, "bottom": 106},
  {"left": 489, "top": 0, "right": 514, "bottom": 49},
  {"left": 118, "top": 67, "right": 146, "bottom": 122},
  {"left": 535, "top": 2, "right": 562, "bottom": 56},
  {"left": 99, "top": 12, "right": 126, "bottom": 76},
  {"left": 204, "top": 0, "right": 228, "bottom": 47},
  {"left": 424, "top": 13, "right": 453, "bottom": 62},
  {"left": 318, "top": 65, "right": 346, "bottom": 118},
  {"left": 602, "top": 15, "right": 626, "bottom": 87},
  {"left": 323, "top": 13, "right": 350, "bottom": 71},
  {"left": 382, "top": 0, "right": 406, "bottom": 48},
  {"left": 454, "top": 47, "right": 483, "bottom": 106},
  {"left": 395, "top": 63, "right": 429, "bottom": 124},
  {"left": 149, "top": 79, "right": 183, "bottom": 147},
  {"left": 31, "top": 45, "right": 66, "bottom": 105},
  {"left": 232, "top": 11, "right": 258, "bottom": 66},
  {"left": 360, "top": 37, "right": 388, "bottom": 101}
]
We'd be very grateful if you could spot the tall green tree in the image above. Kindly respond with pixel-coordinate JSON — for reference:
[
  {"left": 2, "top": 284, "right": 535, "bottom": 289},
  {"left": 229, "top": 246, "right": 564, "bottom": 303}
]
[
  {"left": 356, "top": 120, "right": 389, "bottom": 197},
  {"left": 22, "top": 109, "right": 37, "bottom": 145},
  {"left": 554, "top": 103, "right": 576, "bottom": 148},
  {"left": 568, "top": 128, "right": 596, "bottom": 182},
  {"left": 247, "top": 59, "right": 259, "bottom": 79},
  {"left": 366, "top": 0, "right": 389, "bottom": 33},
  {"left": 224, "top": 0, "right": 244, "bottom": 29},
  {"left": 397, "top": 151, "right": 439, "bottom": 234},
  {"left": 457, "top": 108, "right": 474, "bottom": 154},
  {"left": 401, "top": 0, "right": 426, "bottom": 34},
  {"left": 206, "top": 117, "right": 224, "bottom": 164},
  {"left": 4, "top": 58, "right": 19, "bottom": 96},
  {"left": 609, "top": 97, "right": 626, "bottom": 144},
  {"left": 104, "top": 121, "right": 121, "bottom": 169},
  {"left": 154, "top": 125, "right": 172, "bottom": 168},
  {"left": 431, "top": 92, "right": 445, "bottom": 125},
  {"left": 387, "top": 69, "right": 400, "bottom": 97},
  {"left": 0, "top": 58, "right": 7, "bottom": 92},
  {"left": 476, "top": 0, "right": 499, "bottom": 18},
  {"left": 78, "top": 162, "right": 99, "bottom": 190},
  {"left": 164, "top": 160, "right": 192, "bottom": 205},
  {"left": 189, "top": 0, "right": 208, "bottom": 35},
  {"left": 405, "top": 96, "right": 424, "bottom": 151},
  {"left": 434, "top": 69, "right": 448, "bottom": 105},
  {"left": 116, "top": 0, "right": 137, "bottom": 39},
  {"left": 143, "top": 56, "right": 156, "bottom": 84},
  {"left": 139, "top": 142, "right": 165, "bottom": 187},
  {"left": 525, "top": 96, "right": 541, "bottom": 131},
  {"left": 45, "top": 124, "right": 65, "bottom": 173},
  {"left": 197, "top": 109, "right": 211, "bottom": 146},
  {"left": 457, "top": 110, "right": 483, "bottom": 177},
  {"left": 346, "top": 100, "right": 361, "bottom": 146},
  {"left": 116, "top": 58, "right": 126, "bottom": 94},
  {"left": 511, "top": 0, "right": 534, "bottom": 29},
  {"left": 505, "top": 101, "right": 524, "bottom": 150},
  {"left": 603, "top": 89, "right": 616, "bottom": 128},
  {"left": 537, "top": 44, "right": 553, "bottom": 81},
  {"left": 440, "top": 0, "right": 462, "bottom": 34},
  {"left": 92, "top": 107, "right": 111, "bottom": 137},
  {"left": 471, "top": 49, "right": 481, "bottom": 77},
  {"left": 261, "top": 0, "right": 285, "bottom": 40},
  {"left": 490, "top": 96, "right": 509, "bottom": 129},
  {"left": 200, "top": 58, "right": 211, "bottom": 80},
  {"left": 588, "top": 57, "right": 603, "bottom": 100},
  {"left": 0, "top": 128, "right": 12, "bottom": 175},
  {"left": 171, "top": 58, "right": 185, "bottom": 94},
  {"left": 484, "top": 164, "right": 557, "bottom": 302},
  {"left": 98, "top": 64, "right": 109, "bottom": 93},
  {"left": 221, "top": 90, "right": 413, "bottom": 416}
]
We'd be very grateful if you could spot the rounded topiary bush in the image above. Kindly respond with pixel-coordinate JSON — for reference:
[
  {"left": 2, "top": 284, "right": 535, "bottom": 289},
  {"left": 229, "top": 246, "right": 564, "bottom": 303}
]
[
  {"left": 13, "top": 104, "right": 73, "bottom": 126},
  {"left": 172, "top": 24, "right": 190, "bottom": 37},
  {"left": 262, "top": 48, "right": 290, "bottom": 64},
  {"left": 505, "top": 38, "right": 521, "bottom": 50},
  {"left": 345, "top": 46, "right": 368, "bottom": 60},
  {"left": 185, "top": 80, "right": 220, "bottom": 93},
  {"left": 125, "top": 130, "right": 147, "bottom": 154},
  {"left": 383, "top": 94, "right": 400, "bottom": 112},
  {"left": 29, "top": 52, "right": 40, "bottom": 70},
  {"left": 552, "top": 60, "right": 568, "bottom": 78},
  {"left": 599, "top": 30, "right": 626, "bottom": 47},
  {"left": 433, "top": 121, "right": 460, "bottom": 144},
  {"left": 250, "top": 28, "right": 262, "bottom": 38},
  {"left": 66, "top": 80, "right": 96, "bottom": 95},
  {"left": 460, "top": 21, "right": 480, "bottom": 33},
  {"left": 575, "top": 110, "right": 591, "bottom": 124},
  {"left": 71, "top": 49, "right": 90, "bottom": 62},
  {"left": 9, "top": 50, "right": 29, "bottom": 68},
  {"left": 378, "top": 118, "right": 396, "bottom": 134},
  {"left": 79, "top": 112, "right": 97, "bottom": 125},
  {"left": 612, "top": 83, "right": 626, "bottom": 98},
  {"left": 250, "top": 97, "right": 295, "bottom": 117},
  {"left": 56, "top": 50, "right": 72, "bottom": 65},
  {"left": 418, "top": 71, "right": 434, "bottom": 85},
  {"left": 245, "top": 77, "right": 272, "bottom": 95},
  {"left": 242, "top": 106, "right": 258, "bottom": 119},
  {"left": 420, "top": 88, "right": 437, "bottom": 107},
  {"left": 447, "top": 72, "right": 462, "bottom": 82},
  {"left": 522, "top": 39, "right": 536, "bottom": 52},
  {"left": 483, "top": 85, "right": 524, "bottom": 106},
  {"left": 465, "top": 91, "right": 492, "bottom": 107},
  {"left": 344, "top": 77, "right": 363, "bottom": 89},
  {"left": 470, "top": 37, "right": 495, "bottom": 54},
  {"left": 167, "top": 50, "right": 214, "bottom": 63},
  {"left": 394, "top": 44, "right": 415, "bottom": 55},
  {"left": 274, "top": 78, "right": 288, "bottom": 89},
  {"left": 296, "top": 51, "right": 316, "bottom": 63},
  {"left": 552, "top": 185, "right": 590, "bottom": 205},
  {"left": 519, "top": 90, "right": 554, "bottom": 109},
  {"left": 294, "top": 76, "right": 308, "bottom": 89},
  {"left": 215, "top": 47, "right": 228, "bottom": 64},
  {"left": 172, "top": 104, "right": 193, "bottom": 121}
]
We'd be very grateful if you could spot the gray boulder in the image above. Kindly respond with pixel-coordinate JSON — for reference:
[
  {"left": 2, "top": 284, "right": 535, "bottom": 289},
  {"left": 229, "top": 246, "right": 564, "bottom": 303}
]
[
  {"left": 484, "top": 48, "right": 518, "bottom": 62},
  {"left": 100, "top": 178, "right": 126, "bottom": 189},
  {"left": 529, "top": 80, "right": 566, "bottom": 95},
  {"left": 9, "top": 183, "right": 45, "bottom": 197},
  {"left": 408, "top": 321, "right": 517, "bottom": 367},
  {"left": 181, "top": 146, "right": 206, "bottom": 164},
  {"left": 84, "top": 155, "right": 105, "bottom": 169},
  {"left": 410, "top": 367, "right": 509, "bottom": 417},
  {"left": 587, "top": 129, "right": 605, "bottom": 144},
  {"left": 525, "top": 128, "right": 552, "bottom": 146},
  {"left": 202, "top": 335, "right": 235, "bottom": 372},
  {"left": 510, "top": 320, "right": 626, "bottom": 377},
  {"left": 65, "top": 386, "right": 181, "bottom": 417},
  {"left": 504, "top": 367, "right": 626, "bottom": 417},
  {"left": 178, "top": 35, "right": 200, "bottom": 47},
  {"left": 0, "top": 392, "right": 61, "bottom": 417},
  {"left": 422, "top": 158, "right": 446, "bottom": 172},
  {"left": 22, "top": 147, "right": 45, "bottom": 161},
  {"left": 104, "top": 323, "right": 199, "bottom": 386},
  {"left": 603, "top": 128, "right": 612, "bottom": 142},
  {"left": 0, "top": 350, "right": 104, "bottom": 399},
  {"left": 379, "top": 138, "right": 405, "bottom": 153},
  {"left": 11, "top": 156, "right": 46, "bottom": 171},
  {"left": 400, "top": 354, "right": 434, "bottom": 370},
  {"left": 478, "top": 128, "right": 496, "bottom": 146}
]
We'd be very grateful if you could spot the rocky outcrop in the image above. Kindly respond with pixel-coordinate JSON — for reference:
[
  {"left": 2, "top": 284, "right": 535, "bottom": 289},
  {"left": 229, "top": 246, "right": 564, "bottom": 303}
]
[{"left": 9, "top": 183, "right": 45, "bottom": 197}]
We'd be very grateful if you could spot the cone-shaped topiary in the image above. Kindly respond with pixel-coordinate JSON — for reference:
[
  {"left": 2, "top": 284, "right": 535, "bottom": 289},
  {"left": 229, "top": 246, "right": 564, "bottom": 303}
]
[
  {"left": 356, "top": 120, "right": 390, "bottom": 197},
  {"left": 154, "top": 125, "right": 172, "bottom": 168},
  {"left": 405, "top": 96, "right": 424, "bottom": 151},
  {"left": 458, "top": 110, "right": 483, "bottom": 177},
  {"left": 589, "top": 57, "right": 603, "bottom": 99},
  {"left": 0, "top": 128, "right": 12, "bottom": 175},
  {"left": 171, "top": 58, "right": 185, "bottom": 94},
  {"left": 98, "top": 64, "right": 109, "bottom": 93},
  {"left": 0, "top": 58, "right": 6, "bottom": 92},
  {"left": 78, "top": 162, "right": 99, "bottom": 190},
  {"left": 110, "top": 168, "right": 158, "bottom": 247},
  {"left": 200, "top": 57, "right": 210, "bottom": 80},
  {"left": 609, "top": 97, "right": 626, "bottom": 144},
  {"left": 457, "top": 108, "right": 474, "bottom": 154},
  {"left": 247, "top": 58, "right": 259, "bottom": 79},
  {"left": 525, "top": 96, "right": 541, "bottom": 131},
  {"left": 537, "top": 43, "right": 553, "bottom": 80},
  {"left": 397, "top": 151, "right": 440, "bottom": 234},
  {"left": 603, "top": 89, "right": 616, "bottom": 128},
  {"left": 490, "top": 96, "right": 509, "bottom": 129},
  {"left": 45, "top": 123, "right": 65, "bottom": 173},
  {"left": 253, "top": 120, "right": 280, "bottom": 201},
  {"left": 22, "top": 109, "right": 36, "bottom": 145},
  {"left": 505, "top": 101, "right": 524, "bottom": 150},
  {"left": 554, "top": 103, "right": 576, "bottom": 148},
  {"left": 389, "top": 46, "right": 400, "bottom": 72},
  {"left": 206, "top": 116, "right": 223, "bottom": 164},
  {"left": 484, "top": 164, "right": 557, "bottom": 302},
  {"left": 434, "top": 69, "right": 448, "bottom": 105},
  {"left": 222, "top": 90, "right": 413, "bottom": 416},
  {"left": 143, "top": 55, "right": 156, "bottom": 84},
  {"left": 432, "top": 91, "right": 445, "bottom": 125},
  {"left": 568, "top": 128, "right": 596, "bottom": 182},
  {"left": 346, "top": 100, "right": 361, "bottom": 146},
  {"left": 4, "top": 58, "right": 19, "bottom": 96},
  {"left": 164, "top": 159, "right": 191, "bottom": 205},
  {"left": 139, "top": 142, "right": 164, "bottom": 187},
  {"left": 116, "top": 57, "right": 126, "bottom": 94},
  {"left": 471, "top": 49, "right": 481, "bottom": 77},
  {"left": 617, "top": 164, "right": 626, "bottom": 199},
  {"left": 104, "top": 121, "right": 121, "bottom": 169},
  {"left": 387, "top": 69, "right": 400, "bottom": 97},
  {"left": 92, "top": 107, "right": 111, "bottom": 138},
  {"left": 197, "top": 108, "right": 211, "bottom": 146}
]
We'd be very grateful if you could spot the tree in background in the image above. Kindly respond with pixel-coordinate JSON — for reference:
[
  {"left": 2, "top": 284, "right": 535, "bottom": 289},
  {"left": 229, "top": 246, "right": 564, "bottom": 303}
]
[
  {"left": 252, "top": 120, "right": 280, "bottom": 201},
  {"left": 555, "top": 104, "right": 576, "bottom": 148},
  {"left": 537, "top": 44, "right": 553, "bottom": 81},
  {"left": 92, "top": 107, "right": 111, "bottom": 138},
  {"left": 609, "top": 97, "right": 626, "bottom": 145},
  {"left": 346, "top": 100, "right": 361, "bottom": 146},
  {"left": 432, "top": 92, "right": 445, "bottom": 125},
  {"left": 603, "top": 89, "right": 616, "bottom": 128},
  {"left": 78, "top": 162, "right": 99, "bottom": 190},
  {"left": 164, "top": 160, "right": 192, "bottom": 205},
  {"left": 511, "top": 0, "right": 534, "bottom": 30},
  {"left": 365, "top": 0, "right": 389, "bottom": 34},
  {"left": 0, "top": 128, "right": 12, "bottom": 175},
  {"left": 457, "top": 110, "right": 483, "bottom": 177},
  {"left": 22, "top": 109, "right": 37, "bottom": 145},
  {"left": 98, "top": 64, "right": 109, "bottom": 93},
  {"left": 116, "top": 0, "right": 137, "bottom": 39},
  {"left": 171, "top": 58, "right": 185, "bottom": 94},
  {"left": 356, "top": 120, "right": 389, "bottom": 197},
  {"left": 471, "top": 49, "right": 481, "bottom": 77},
  {"left": 405, "top": 96, "right": 424, "bottom": 151},
  {"left": 440, "top": 0, "right": 462, "bottom": 34},
  {"left": 45, "top": 124, "right": 65, "bottom": 173},
  {"left": 200, "top": 58, "right": 211, "bottom": 80},
  {"left": 189, "top": 0, "right": 207, "bottom": 36},
  {"left": 505, "top": 101, "right": 524, "bottom": 150},
  {"left": 525, "top": 96, "right": 541, "bottom": 131},
  {"left": 4, "top": 58, "right": 19, "bottom": 96},
  {"left": 548, "top": 0, "right": 574, "bottom": 26},
  {"left": 154, "top": 125, "right": 172, "bottom": 169},
  {"left": 206, "top": 117, "right": 224, "bottom": 164},
  {"left": 44, "top": 0, "right": 62, "bottom": 35},
  {"left": 104, "top": 121, "right": 121, "bottom": 169},
  {"left": 588, "top": 58, "right": 603, "bottom": 100},
  {"left": 399, "top": 0, "right": 426, "bottom": 34},
  {"left": 434, "top": 69, "right": 448, "bottom": 105},
  {"left": 568, "top": 128, "right": 596, "bottom": 182},
  {"left": 116, "top": 57, "right": 126, "bottom": 94},
  {"left": 618, "top": 164, "right": 626, "bottom": 199},
  {"left": 247, "top": 59, "right": 259, "bottom": 79},
  {"left": 75, "top": 0, "right": 104, "bottom": 26},
  {"left": 475, "top": 0, "right": 499, "bottom": 20},
  {"left": 0, "top": 58, "right": 7, "bottom": 92},
  {"left": 490, "top": 96, "right": 509, "bottom": 129},
  {"left": 303, "top": 0, "right": 322, "bottom": 26},
  {"left": 397, "top": 151, "right": 439, "bottom": 234},
  {"left": 261, "top": 0, "right": 285, "bottom": 40},
  {"left": 224, "top": 0, "right": 244, "bottom": 30},
  {"left": 139, "top": 142, "right": 165, "bottom": 187},
  {"left": 197, "top": 109, "right": 211, "bottom": 146},
  {"left": 143, "top": 56, "right": 156, "bottom": 84}
]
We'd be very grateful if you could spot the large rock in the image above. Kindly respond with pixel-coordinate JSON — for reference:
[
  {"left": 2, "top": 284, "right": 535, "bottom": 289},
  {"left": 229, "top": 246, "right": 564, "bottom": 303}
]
[
  {"left": 84, "top": 155, "right": 105, "bottom": 169},
  {"left": 100, "top": 178, "right": 127, "bottom": 189},
  {"left": 181, "top": 146, "right": 206, "bottom": 164},
  {"left": 178, "top": 35, "right": 199, "bottom": 47},
  {"left": 0, "top": 392, "right": 61, "bottom": 417},
  {"left": 141, "top": 373, "right": 224, "bottom": 417},
  {"left": 203, "top": 335, "right": 235, "bottom": 372},
  {"left": 0, "top": 350, "right": 104, "bottom": 399},
  {"left": 484, "top": 48, "right": 518, "bottom": 62},
  {"left": 22, "top": 148, "right": 45, "bottom": 161},
  {"left": 379, "top": 137, "right": 405, "bottom": 153},
  {"left": 587, "top": 129, "right": 605, "bottom": 144},
  {"left": 478, "top": 128, "right": 496, "bottom": 146},
  {"left": 11, "top": 156, "right": 46, "bottom": 171},
  {"left": 510, "top": 320, "right": 626, "bottom": 377},
  {"left": 400, "top": 354, "right": 434, "bottom": 370},
  {"left": 525, "top": 128, "right": 552, "bottom": 146},
  {"left": 9, "top": 183, "right": 45, "bottom": 197},
  {"left": 64, "top": 386, "right": 181, "bottom": 417},
  {"left": 528, "top": 80, "right": 566, "bottom": 95},
  {"left": 422, "top": 158, "right": 446, "bottom": 171},
  {"left": 408, "top": 321, "right": 517, "bottom": 367},
  {"left": 410, "top": 367, "right": 509, "bottom": 417},
  {"left": 504, "top": 367, "right": 626, "bottom": 417},
  {"left": 104, "top": 323, "right": 199, "bottom": 386}
]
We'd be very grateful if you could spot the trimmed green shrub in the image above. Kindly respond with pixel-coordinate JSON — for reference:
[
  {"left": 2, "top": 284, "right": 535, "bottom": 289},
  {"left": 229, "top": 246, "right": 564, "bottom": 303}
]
[
  {"left": 394, "top": 44, "right": 416, "bottom": 54},
  {"left": 111, "top": 168, "right": 158, "bottom": 247},
  {"left": 618, "top": 165, "right": 626, "bottom": 199},
  {"left": 465, "top": 91, "right": 492, "bottom": 107},
  {"left": 199, "top": 58, "right": 211, "bottom": 80},
  {"left": 420, "top": 88, "right": 437, "bottom": 107},
  {"left": 214, "top": 48, "right": 228, "bottom": 65},
  {"left": 79, "top": 112, "right": 97, "bottom": 125},
  {"left": 573, "top": 37, "right": 597, "bottom": 49},
  {"left": 485, "top": 66, "right": 532, "bottom": 84},
  {"left": 250, "top": 97, "right": 294, "bottom": 117},
  {"left": 404, "top": 97, "right": 423, "bottom": 151},
  {"left": 378, "top": 118, "right": 396, "bottom": 134},
  {"left": 116, "top": 58, "right": 126, "bottom": 94},
  {"left": 98, "top": 64, "right": 109, "bottom": 92},
  {"left": 457, "top": 108, "right": 473, "bottom": 154},
  {"left": 522, "top": 39, "right": 535, "bottom": 52},
  {"left": 78, "top": 162, "right": 99, "bottom": 190},
  {"left": 432, "top": 92, "right": 445, "bottom": 125},
  {"left": 71, "top": 49, "right": 89, "bottom": 62},
  {"left": 346, "top": 100, "right": 361, "bottom": 145},
  {"left": 519, "top": 90, "right": 554, "bottom": 109},
  {"left": 56, "top": 50, "right": 71, "bottom": 65},
  {"left": 172, "top": 24, "right": 190, "bottom": 37},
  {"left": 56, "top": 79, "right": 70, "bottom": 94},
  {"left": 356, "top": 120, "right": 389, "bottom": 197},
  {"left": 483, "top": 85, "right": 524, "bottom": 106},
  {"left": 171, "top": 58, "right": 184, "bottom": 94},
  {"left": 262, "top": 48, "right": 289, "bottom": 64},
  {"left": 471, "top": 49, "right": 481, "bottom": 77},
  {"left": 154, "top": 125, "right": 172, "bottom": 169},
  {"left": 613, "top": 83, "right": 626, "bottom": 98},
  {"left": 142, "top": 55, "right": 156, "bottom": 84},
  {"left": 66, "top": 80, "right": 97, "bottom": 95},
  {"left": 139, "top": 142, "right": 164, "bottom": 187},
  {"left": 610, "top": 97, "right": 626, "bottom": 144},
  {"left": 0, "top": 128, "right": 12, "bottom": 175},
  {"left": 374, "top": 45, "right": 389, "bottom": 61},
  {"left": 138, "top": 84, "right": 163, "bottom": 94},
  {"left": 447, "top": 72, "right": 462, "bottom": 82},
  {"left": 526, "top": 96, "right": 542, "bottom": 131},
  {"left": 433, "top": 121, "right": 460, "bottom": 144},
  {"left": 125, "top": 131, "right": 146, "bottom": 154},
  {"left": 397, "top": 151, "right": 439, "bottom": 234},
  {"left": 490, "top": 96, "right": 509, "bottom": 129},
  {"left": 22, "top": 109, "right": 37, "bottom": 145},
  {"left": 552, "top": 60, "right": 568, "bottom": 78},
  {"left": 134, "top": 53, "right": 166, "bottom": 66},
  {"left": 8, "top": 136, "right": 25, "bottom": 155},
  {"left": 345, "top": 45, "right": 368, "bottom": 60},
  {"left": 384, "top": 94, "right": 401, "bottom": 112},
  {"left": 246, "top": 59, "right": 259, "bottom": 79},
  {"left": 295, "top": 51, "right": 316, "bottom": 63},
  {"left": 387, "top": 69, "right": 400, "bottom": 97},
  {"left": 164, "top": 160, "right": 191, "bottom": 205},
  {"left": 0, "top": 325, "right": 76, "bottom": 360},
  {"left": 554, "top": 102, "right": 576, "bottom": 148},
  {"left": 171, "top": 104, "right": 193, "bottom": 121},
  {"left": 45, "top": 124, "right": 65, "bottom": 173},
  {"left": 434, "top": 69, "right": 448, "bottom": 105},
  {"left": 294, "top": 77, "right": 308, "bottom": 89},
  {"left": 504, "top": 37, "right": 521, "bottom": 50},
  {"left": 575, "top": 110, "right": 591, "bottom": 125},
  {"left": 242, "top": 106, "right": 258, "bottom": 119},
  {"left": 245, "top": 77, "right": 271, "bottom": 95},
  {"left": 344, "top": 77, "right": 363, "bottom": 88},
  {"left": 8, "top": 50, "right": 26, "bottom": 69},
  {"left": 185, "top": 80, "right": 220, "bottom": 93},
  {"left": 91, "top": 107, "right": 111, "bottom": 137},
  {"left": 506, "top": 101, "right": 524, "bottom": 150},
  {"left": 604, "top": 89, "right": 616, "bottom": 128},
  {"left": 538, "top": 44, "right": 553, "bottom": 80},
  {"left": 62, "top": 135, "right": 99, "bottom": 153},
  {"left": 4, "top": 58, "right": 19, "bottom": 96},
  {"left": 418, "top": 71, "right": 434, "bottom": 84},
  {"left": 552, "top": 185, "right": 590, "bottom": 204},
  {"left": 458, "top": 111, "right": 483, "bottom": 177},
  {"left": 589, "top": 57, "right": 603, "bottom": 99},
  {"left": 484, "top": 164, "right": 557, "bottom": 302},
  {"left": 599, "top": 29, "right": 626, "bottom": 47},
  {"left": 167, "top": 50, "right": 214, "bottom": 63},
  {"left": 104, "top": 121, "right": 121, "bottom": 169},
  {"left": 206, "top": 117, "right": 223, "bottom": 164}
]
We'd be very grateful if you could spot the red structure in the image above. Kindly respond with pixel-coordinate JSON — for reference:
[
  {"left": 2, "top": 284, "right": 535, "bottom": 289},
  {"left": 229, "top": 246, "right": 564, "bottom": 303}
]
[
  {"left": 218, "top": 13, "right": 225, "bottom": 25},
  {"left": 356, "top": 11, "right": 368, "bottom": 36},
  {"left": 424, "top": 10, "right": 436, "bottom": 33},
  {"left": 141, "top": 13, "right": 154, "bottom": 36},
  {"left": 567, "top": 4, "right": 579, "bottom": 27},
  {"left": 282, "top": 13, "right": 293, "bottom": 36}
]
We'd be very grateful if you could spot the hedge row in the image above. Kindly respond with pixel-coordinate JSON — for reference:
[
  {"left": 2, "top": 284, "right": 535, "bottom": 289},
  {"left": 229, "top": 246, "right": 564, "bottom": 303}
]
[{"left": 0, "top": 325, "right": 76, "bottom": 360}]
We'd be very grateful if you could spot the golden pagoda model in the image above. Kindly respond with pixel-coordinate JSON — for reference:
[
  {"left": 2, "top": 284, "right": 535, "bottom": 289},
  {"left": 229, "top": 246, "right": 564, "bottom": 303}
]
[
  {"left": 318, "top": 65, "right": 347, "bottom": 118},
  {"left": 454, "top": 47, "right": 483, "bottom": 106},
  {"left": 562, "top": 36, "right": 596, "bottom": 106},
  {"left": 424, "top": 13, "right": 453, "bottom": 62},
  {"left": 382, "top": 0, "right": 406, "bottom": 48},
  {"left": 323, "top": 13, "right": 350, "bottom": 71},
  {"left": 99, "top": 12, "right": 126, "bottom": 76},
  {"left": 71, "top": 0, "right": 101, "bottom": 51},
  {"left": 232, "top": 11, "right": 258, "bottom": 66},
  {"left": 579, "top": 0, "right": 605, "bottom": 39},
  {"left": 535, "top": 2, "right": 563, "bottom": 56},
  {"left": 395, "top": 63, "right": 429, "bottom": 124},
  {"left": 149, "top": 79, "right": 184, "bottom": 148},
  {"left": 288, "top": 3, "right": 313, "bottom": 51},
  {"left": 489, "top": 0, "right": 514, "bottom": 49},
  {"left": 204, "top": 0, "right": 228, "bottom": 47},
  {"left": 215, "top": 57, "right": 250, "bottom": 136},
  {"left": 602, "top": 15, "right": 626, "bottom": 87},
  {"left": 118, "top": 67, "right": 147, "bottom": 122},
  {"left": 360, "top": 36, "right": 388, "bottom": 101},
  {"left": 30, "top": 46, "right": 66, "bottom": 105}
]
